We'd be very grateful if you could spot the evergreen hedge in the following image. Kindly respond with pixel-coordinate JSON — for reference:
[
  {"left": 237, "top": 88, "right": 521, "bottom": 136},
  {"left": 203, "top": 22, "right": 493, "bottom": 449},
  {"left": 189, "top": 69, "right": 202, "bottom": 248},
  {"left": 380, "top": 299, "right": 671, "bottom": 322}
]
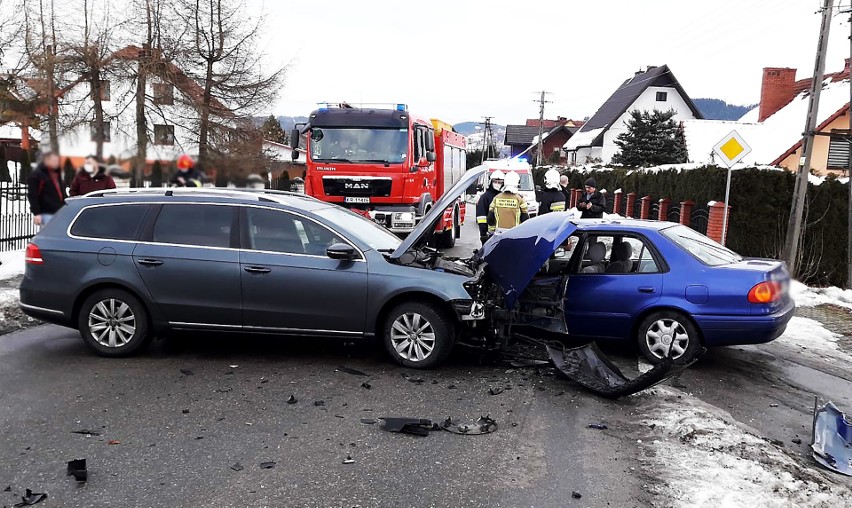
[{"left": 538, "top": 166, "right": 848, "bottom": 287}]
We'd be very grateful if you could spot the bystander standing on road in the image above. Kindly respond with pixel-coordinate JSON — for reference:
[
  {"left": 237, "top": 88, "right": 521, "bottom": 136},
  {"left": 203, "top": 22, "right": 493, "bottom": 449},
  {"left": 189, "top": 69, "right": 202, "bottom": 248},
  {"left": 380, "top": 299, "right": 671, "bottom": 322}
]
[
  {"left": 577, "top": 178, "right": 606, "bottom": 219},
  {"left": 26, "top": 152, "right": 66, "bottom": 228},
  {"left": 69, "top": 155, "right": 116, "bottom": 196}
]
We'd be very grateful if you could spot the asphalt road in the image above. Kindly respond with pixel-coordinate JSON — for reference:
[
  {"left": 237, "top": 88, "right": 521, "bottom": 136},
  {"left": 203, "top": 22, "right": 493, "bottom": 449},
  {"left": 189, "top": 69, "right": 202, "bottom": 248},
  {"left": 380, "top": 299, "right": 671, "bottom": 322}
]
[{"left": 1, "top": 216, "right": 850, "bottom": 507}]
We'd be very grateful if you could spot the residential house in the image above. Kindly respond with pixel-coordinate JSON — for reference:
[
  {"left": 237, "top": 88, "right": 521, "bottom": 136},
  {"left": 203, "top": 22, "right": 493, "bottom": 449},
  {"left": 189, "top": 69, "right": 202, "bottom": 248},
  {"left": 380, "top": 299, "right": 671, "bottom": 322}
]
[
  {"left": 564, "top": 65, "right": 703, "bottom": 165},
  {"left": 681, "top": 60, "right": 852, "bottom": 175},
  {"left": 504, "top": 117, "right": 582, "bottom": 160}
]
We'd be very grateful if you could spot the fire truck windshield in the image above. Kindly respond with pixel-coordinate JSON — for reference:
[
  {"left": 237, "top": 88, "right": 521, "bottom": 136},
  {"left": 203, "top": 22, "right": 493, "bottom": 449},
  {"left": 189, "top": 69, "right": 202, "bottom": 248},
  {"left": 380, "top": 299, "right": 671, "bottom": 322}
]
[{"left": 311, "top": 128, "right": 409, "bottom": 164}]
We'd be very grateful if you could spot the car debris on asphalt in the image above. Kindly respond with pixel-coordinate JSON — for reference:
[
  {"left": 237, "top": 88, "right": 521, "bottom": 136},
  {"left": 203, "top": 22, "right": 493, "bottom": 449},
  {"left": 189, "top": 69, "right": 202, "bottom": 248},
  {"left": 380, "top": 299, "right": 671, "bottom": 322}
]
[
  {"left": 360, "top": 382, "right": 371, "bottom": 389},
  {"left": 811, "top": 399, "right": 851, "bottom": 476},
  {"left": 180, "top": 369, "right": 194, "bottom": 376},
  {"left": 71, "top": 429, "right": 101, "bottom": 436},
  {"left": 342, "top": 454, "right": 355, "bottom": 464},
  {"left": 66, "top": 459, "right": 87, "bottom": 483},
  {"left": 287, "top": 395, "right": 297, "bottom": 404},
  {"left": 488, "top": 386, "right": 504, "bottom": 396},
  {"left": 379, "top": 417, "right": 438, "bottom": 436},
  {"left": 13, "top": 489, "right": 47, "bottom": 507},
  {"left": 259, "top": 461, "right": 276, "bottom": 469},
  {"left": 588, "top": 423, "right": 608, "bottom": 430},
  {"left": 440, "top": 416, "right": 497, "bottom": 435},
  {"left": 230, "top": 462, "right": 244, "bottom": 472},
  {"left": 336, "top": 366, "right": 368, "bottom": 377},
  {"left": 379, "top": 416, "right": 499, "bottom": 437}
]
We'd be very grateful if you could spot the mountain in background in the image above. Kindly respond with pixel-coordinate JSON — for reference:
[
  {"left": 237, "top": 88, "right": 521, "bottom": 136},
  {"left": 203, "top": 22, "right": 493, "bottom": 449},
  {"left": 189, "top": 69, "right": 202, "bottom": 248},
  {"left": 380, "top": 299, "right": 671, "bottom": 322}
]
[{"left": 693, "top": 99, "right": 755, "bottom": 121}]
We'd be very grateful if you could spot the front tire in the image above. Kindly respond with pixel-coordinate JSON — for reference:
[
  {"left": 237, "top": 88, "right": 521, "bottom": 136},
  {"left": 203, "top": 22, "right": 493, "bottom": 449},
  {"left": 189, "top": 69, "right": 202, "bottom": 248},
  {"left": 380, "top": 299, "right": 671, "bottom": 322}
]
[
  {"left": 637, "top": 311, "right": 701, "bottom": 365},
  {"left": 436, "top": 209, "right": 457, "bottom": 249},
  {"left": 383, "top": 302, "right": 455, "bottom": 369},
  {"left": 78, "top": 289, "right": 151, "bottom": 357}
]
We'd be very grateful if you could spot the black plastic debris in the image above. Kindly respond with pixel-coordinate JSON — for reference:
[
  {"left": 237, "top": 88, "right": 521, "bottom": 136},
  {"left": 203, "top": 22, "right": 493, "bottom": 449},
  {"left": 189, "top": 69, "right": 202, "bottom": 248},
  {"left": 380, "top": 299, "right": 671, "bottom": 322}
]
[
  {"left": 359, "top": 418, "right": 378, "bottom": 425},
  {"left": 336, "top": 366, "right": 368, "bottom": 377},
  {"left": 811, "top": 399, "right": 852, "bottom": 476},
  {"left": 588, "top": 423, "right": 608, "bottom": 430},
  {"left": 792, "top": 437, "right": 803, "bottom": 445},
  {"left": 360, "top": 382, "right": 371, "bottom": 389},
  {"left": 230, "top": 462, "right": 244, "bottom": 471},
  {"left": 407, "top": 377, "right": 425, "bottom": 384},
  {"left": 4, "top": 485, "right": 11, "bottom": 492},
  {"left": 180, "top": 369, "right": 194, "bottom": 376},
  {"left": 287, "top": 395, "right": 297, "bottom": 404},
  {"left": 379, "top": 417, "right": 436, "bottom": 437},
  {"left": 572, "top": 491, "right": 582, "bottom": 499},
  {"left": 259, "top": 461, "right": 276, "bottom": 469},
  {"left": 489, "top": 386, "right": 504, "bottom": 396},
  {"left": 181, "top": 409, "right": 190, "bottom": 414},
  {"left": 71, "top": 429, "right": 101, "bottom": 436},
  {"left": 14, "top": 489, "right": 47, "bottom": 507},
  {"left": 314, "top": 400, "right": 325, "bottom": 407},
  {"left": 546, "top": 343, "right": 694, "bottom": 399},
  {"left": 342, "top": 454, "right": 354, "bottom": 464},
  {"left": 447, "top": 384, "right": 457, "bottom": 390},
  {"left": 66, "top": 459, "right": 87, "bottom": 483},
  {"left": 509, "top": 359, "right": 550, "bottom": 368},
  {"left": 440, "top": 416, "right": 497, "bottom": 435}
]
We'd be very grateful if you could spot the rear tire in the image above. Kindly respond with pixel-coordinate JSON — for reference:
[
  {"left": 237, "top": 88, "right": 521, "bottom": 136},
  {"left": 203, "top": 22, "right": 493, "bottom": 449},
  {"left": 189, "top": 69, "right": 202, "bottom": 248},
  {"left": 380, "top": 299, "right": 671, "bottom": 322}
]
[
  {"left": 78, "top": 289, "right": 151, "bottom": 357},
  {"left": 383, "top": 301, "right": 455, "bottom": 369},
  {"left": 637, "top": 310, "right": 701, "bottom": 365},
  {"left": 437, "top": 209, "right": 457, "bottom": 249}
]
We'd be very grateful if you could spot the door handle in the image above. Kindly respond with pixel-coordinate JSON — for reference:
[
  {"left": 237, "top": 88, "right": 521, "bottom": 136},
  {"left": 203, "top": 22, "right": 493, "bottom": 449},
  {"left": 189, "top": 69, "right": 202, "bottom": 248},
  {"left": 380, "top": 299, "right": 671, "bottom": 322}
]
[
  {"left": 244, "top": 266, "right": 272, "bottom": 274},
  {"left": 137, "top": 258, "right": 164, "bottom": 266},
  {"left": 638, "top": 287, "right": 656, "bottom": 293}
]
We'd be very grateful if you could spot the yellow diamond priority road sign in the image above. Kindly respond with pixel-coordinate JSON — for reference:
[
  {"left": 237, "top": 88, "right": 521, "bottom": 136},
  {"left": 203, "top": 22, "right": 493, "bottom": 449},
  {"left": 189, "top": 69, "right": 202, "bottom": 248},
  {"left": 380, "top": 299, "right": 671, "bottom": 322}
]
[{"left": 713, "top": 130, "right": 752, "bottom": 168}]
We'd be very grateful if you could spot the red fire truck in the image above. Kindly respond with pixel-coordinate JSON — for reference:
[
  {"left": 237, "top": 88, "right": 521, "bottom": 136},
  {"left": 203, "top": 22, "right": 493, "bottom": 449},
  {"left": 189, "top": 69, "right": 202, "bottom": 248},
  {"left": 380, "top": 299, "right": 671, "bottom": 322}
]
[{"left": 290, "top": 103, "right": 467, "bottom": 247}]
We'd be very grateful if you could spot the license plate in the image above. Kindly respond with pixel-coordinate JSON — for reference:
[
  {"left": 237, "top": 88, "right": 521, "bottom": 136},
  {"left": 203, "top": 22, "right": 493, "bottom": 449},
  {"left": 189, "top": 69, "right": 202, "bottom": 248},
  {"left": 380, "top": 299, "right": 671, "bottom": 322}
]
[{"left": 345, "top": 197, "right": 370, "bottom": 204}]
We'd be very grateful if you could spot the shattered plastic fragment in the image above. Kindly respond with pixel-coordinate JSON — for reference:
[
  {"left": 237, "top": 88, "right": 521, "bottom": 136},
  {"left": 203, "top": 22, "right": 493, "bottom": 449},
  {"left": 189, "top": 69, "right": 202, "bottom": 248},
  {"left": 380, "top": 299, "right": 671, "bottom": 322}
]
[
  {"left": 359, "top": 418, "right": 378, "bottom": 425},
  {"left": 314, "top": 400, "right": 325, "bottom": 407},
  {"left": 14, "top": 489, "right": 47, "bottom": 507},
  {"left": 572, "top": 491, "right": 582, "bottom": 499},
  {"left": 230, "top": 462, "right": 244, "bottom": 471},
  {"left": 180, "top": 369, "right": 194, "bottom": 376},
  {"left": 489, "top": 387, "right": 504, "bottom": 396},
  {"left": 336, "top": 366, "right": 368, "bottom": 376},
  {"left": 259, "top": 461, "right": 276, "bottom": 469},
  {"left": 811, "top": 399, "right": 852, "bottom": 476},
  {"left": 546, "top": 343, "right": 693, "bottom": 399},
  {"left": 379, "top": 417, "right": 435, "bottom": 436},
  {"left": 407, "top": 377, "right": 425, "bottom": 384},
  {"left": 342, "top": 455, "right": 354, "bottom": 464},
  {"left": 360, "top": 382, "right": 371, "bottom": 389},
  {"left": 66, "top": 459, "right": 87, "bottom": 483},
  {"left": 440, "top": 416, "right": 498, "bottom": 435},
  {"left": 4, "top": 485, "right": 11, "bottom": 492},
  {"left": 588, "top": 423, "right": 608, "bottom": 430},
  {"left": 71, "top": 429, "right": 101, "bottom": 436},
  {"left": 287, "top": 395, "right": 297, "bottom": 404}
]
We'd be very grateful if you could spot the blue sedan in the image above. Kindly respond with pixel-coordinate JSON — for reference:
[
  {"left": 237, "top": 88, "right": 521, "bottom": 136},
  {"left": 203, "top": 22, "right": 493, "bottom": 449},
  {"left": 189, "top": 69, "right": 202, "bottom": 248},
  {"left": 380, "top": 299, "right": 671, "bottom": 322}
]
[{"left": 477, "top": 213, "right": 795, "bottom": 364}]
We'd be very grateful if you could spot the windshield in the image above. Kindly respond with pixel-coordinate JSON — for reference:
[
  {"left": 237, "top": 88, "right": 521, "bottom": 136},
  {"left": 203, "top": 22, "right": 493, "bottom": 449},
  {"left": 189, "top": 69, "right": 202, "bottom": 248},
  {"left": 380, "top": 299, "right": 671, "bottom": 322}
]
[
  {"left": 314, "top": 206, "right": 401, "bottom": 251},
  {"left": 661, "top": 225, "right": 742, "bottom": 266},
  {"left": 518, "top": 173, "right": 534, "bottom": 191},
  {"left": 311, "top": 128, "right": 409, "bottom": 163}
]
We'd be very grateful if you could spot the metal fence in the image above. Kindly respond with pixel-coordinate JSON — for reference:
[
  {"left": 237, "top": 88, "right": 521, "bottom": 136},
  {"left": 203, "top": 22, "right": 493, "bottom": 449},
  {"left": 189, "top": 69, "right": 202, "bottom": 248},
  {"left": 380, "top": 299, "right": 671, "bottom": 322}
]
[{"left": 0, "top": 183, "right": 37, "bottom": 251}]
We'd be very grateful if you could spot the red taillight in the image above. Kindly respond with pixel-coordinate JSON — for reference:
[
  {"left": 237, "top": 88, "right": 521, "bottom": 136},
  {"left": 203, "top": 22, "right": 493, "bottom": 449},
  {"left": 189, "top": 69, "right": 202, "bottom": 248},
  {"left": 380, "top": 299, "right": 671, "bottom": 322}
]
[
  {"left": 25, "top": 243, "right": 44, "bottom": 265},
  {"left": 748, "top": 281, "right": 781, "bottom": 304}
]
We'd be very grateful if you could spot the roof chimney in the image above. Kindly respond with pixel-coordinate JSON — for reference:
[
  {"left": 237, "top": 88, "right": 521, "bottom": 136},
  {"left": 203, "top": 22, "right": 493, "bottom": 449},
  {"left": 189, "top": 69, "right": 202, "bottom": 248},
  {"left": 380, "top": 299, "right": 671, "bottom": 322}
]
[
  {"left": 759, "top": 67, "right": 797, "bottom": 122},
  {"left": 646, "top": 65, "right": 658, "bottom": 72}
]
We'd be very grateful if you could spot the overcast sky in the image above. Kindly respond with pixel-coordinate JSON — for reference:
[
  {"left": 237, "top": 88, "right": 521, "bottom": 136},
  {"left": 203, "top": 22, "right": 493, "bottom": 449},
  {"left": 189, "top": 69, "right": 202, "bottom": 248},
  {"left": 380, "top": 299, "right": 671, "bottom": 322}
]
[{"left": 253, "top": 0, "right": 852, "bottom": 125}]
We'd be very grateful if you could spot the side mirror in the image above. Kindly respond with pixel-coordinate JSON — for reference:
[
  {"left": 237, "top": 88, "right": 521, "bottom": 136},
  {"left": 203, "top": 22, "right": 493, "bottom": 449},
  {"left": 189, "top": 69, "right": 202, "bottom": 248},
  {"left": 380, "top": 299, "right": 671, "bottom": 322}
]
[
  {"left": 327, "top": 242, "right": 356, "bottom": 260},
  {"left": 289, "top": 128, "right": 300, "bottom": 149},
  {"left": 425, "top": 152, "right": 436, "bottom": 163}
]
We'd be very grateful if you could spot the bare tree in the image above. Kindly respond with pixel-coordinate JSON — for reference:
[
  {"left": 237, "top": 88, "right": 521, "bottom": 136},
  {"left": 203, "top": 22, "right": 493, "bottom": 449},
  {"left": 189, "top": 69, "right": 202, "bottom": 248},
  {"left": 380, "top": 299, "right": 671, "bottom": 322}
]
[
  {"left": 22, "top": 0, "right": 61, "bottom": 152},
  {"left": 176, "top": 0, "right": 285, "bottom": 171}
]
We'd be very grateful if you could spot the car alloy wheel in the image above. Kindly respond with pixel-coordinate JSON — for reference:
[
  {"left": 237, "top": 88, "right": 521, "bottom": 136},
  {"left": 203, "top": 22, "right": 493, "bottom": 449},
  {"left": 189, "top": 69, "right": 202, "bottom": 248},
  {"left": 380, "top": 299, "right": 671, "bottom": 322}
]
[
  {"left": 645, "top": 318, "right": 689, "bottom": 360},
  {"left": 390, "top": 312, "right": 436, "bottom": 362},
  {"left": 88, "top": 298, "right": 137, "bottom": 348}
]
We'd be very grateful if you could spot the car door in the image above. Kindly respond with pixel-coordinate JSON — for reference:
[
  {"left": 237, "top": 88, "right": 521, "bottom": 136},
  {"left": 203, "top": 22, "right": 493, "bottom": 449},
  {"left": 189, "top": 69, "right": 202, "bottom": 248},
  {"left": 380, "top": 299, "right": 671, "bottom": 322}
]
[
  {"left": 132, "top": 203, "right": 242, "bottom": 329},
  {"left": 564, "top": 233, "right": 663, "bottom": 340},
  {"left": 238, "top": 206, "right": 369, "bottom": 336}
]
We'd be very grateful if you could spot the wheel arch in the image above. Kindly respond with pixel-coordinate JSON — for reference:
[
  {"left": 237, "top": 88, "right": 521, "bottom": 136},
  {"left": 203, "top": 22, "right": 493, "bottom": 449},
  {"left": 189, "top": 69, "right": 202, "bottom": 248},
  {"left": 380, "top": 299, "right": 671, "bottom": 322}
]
[
  {"left": 73, "top": 282, "right": 159, "bottom": 333},
  {"left": 374, "top": 291, "right": 457, "bottom": 338}
]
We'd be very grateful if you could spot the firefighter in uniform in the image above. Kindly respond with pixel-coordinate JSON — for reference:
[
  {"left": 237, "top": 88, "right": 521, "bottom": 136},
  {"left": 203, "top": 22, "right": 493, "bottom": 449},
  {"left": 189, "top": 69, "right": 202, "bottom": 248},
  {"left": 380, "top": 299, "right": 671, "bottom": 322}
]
[
  {"left": 539, "top": 169, "right": 567, "bottom": 214},
  {"left": 487, "top": 171, "right": 529, "bottom": 233},
  {"left": 475, "top": 170, "right": 504, "bottom": 245}
]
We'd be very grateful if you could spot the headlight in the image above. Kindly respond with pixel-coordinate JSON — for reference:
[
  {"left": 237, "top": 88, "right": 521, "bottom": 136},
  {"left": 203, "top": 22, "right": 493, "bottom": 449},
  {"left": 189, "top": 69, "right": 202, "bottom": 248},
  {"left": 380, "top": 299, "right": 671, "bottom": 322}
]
[{"left": 395, "top": 212, "right": 414, "bottom": 221}]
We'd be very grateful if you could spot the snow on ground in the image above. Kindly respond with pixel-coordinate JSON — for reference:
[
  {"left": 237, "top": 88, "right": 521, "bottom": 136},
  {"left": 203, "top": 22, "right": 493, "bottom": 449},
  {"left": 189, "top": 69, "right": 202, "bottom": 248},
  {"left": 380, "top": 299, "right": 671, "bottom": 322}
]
[
  {"left": 792, "top": 280, "right": 852, "bottom": 312},
  {"left": 0, "top": 249, "right": 24, "bottom": 281},
  {"left": 640, "top": 387, "right": 852, "bottom": 507}
]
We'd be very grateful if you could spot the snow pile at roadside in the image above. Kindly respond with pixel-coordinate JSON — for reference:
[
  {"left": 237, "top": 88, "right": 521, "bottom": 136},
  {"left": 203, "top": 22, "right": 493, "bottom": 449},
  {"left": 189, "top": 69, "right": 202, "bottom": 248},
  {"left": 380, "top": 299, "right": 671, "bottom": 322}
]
[
  {"left": 773, "top": 316, "right": 852, "bottom": 367},
  {"left": 640, "top": 388, "right": 852, "bottom": 507},
  {"left": 0, "top": 249, "right": 24, "bottom": 281},
  {"left": 791, "top": 280, "right": 852, "bottom": 312}
]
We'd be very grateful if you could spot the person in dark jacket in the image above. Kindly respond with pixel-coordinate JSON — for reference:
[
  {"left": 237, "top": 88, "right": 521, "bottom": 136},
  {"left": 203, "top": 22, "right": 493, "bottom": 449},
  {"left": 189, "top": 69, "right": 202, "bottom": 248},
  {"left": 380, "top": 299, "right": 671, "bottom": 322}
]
[
  {"left": 69, "top": 155, "right": 116, "bottom": 196},
  {"left": 475, "top": 170, "right": 504, "bottom": 245},
  {"left": 577, "top": 178, "right": 606, "bottom": 218},
  {"left": 559, "top": 174, "right": 571, "bottom": 204},
  {"left": 539, "top": 169, "right": 567, "bottom": 214},
  {"left": 26, "top": 151, "right": 66, "bottom": 227},
  {"left": 170, "top": 154, "right": 204, "bottom": 187}
]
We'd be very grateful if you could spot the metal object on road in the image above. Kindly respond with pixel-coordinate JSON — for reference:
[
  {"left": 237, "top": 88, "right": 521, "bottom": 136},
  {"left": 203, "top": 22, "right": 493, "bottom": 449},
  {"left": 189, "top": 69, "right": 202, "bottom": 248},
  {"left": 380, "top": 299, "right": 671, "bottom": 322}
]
[
  {"left": 13, "top": 488, "right": 47, "bottom": 506},
  {"left": 66, "top": 459, "right": 87, "bottom": 483},
  {"left": 440, "top": 416, "right": 497, "bottom": 435},
  {"left": 379, "top": 417, "right": 436, "bottom": 437},
  {"left": 811, "top": 399, "right": 852, "bottom": 476}
]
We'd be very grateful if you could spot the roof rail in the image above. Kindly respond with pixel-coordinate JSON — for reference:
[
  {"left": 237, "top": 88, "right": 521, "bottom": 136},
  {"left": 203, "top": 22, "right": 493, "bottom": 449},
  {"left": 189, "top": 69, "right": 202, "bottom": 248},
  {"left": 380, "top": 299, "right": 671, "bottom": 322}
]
[{"left": 83, "top": 186, "right": 323, "bottom": 204}]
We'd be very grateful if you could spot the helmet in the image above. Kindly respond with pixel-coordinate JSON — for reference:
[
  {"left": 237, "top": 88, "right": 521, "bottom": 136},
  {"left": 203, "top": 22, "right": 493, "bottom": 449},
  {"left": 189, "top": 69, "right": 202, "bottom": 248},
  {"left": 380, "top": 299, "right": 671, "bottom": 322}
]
[
  {"left": 489, "top": 170, "right": 505, "bottom": 182},
  {"left": 177, "top": 154, "right": 194, "bottom": 170},
  {"left": 544, "top": 169, "right": 561, "bottom": 190},
  {"left": 503, "top": 171, "right": 520, "bottom": 194}
]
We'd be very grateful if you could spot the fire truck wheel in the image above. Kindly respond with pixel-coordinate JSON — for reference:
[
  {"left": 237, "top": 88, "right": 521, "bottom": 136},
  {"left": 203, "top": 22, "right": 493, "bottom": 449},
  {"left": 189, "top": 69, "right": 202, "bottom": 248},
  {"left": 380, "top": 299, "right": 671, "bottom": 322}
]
[{"left": 436, "top": 210, "right": 457, "bottom": 249}]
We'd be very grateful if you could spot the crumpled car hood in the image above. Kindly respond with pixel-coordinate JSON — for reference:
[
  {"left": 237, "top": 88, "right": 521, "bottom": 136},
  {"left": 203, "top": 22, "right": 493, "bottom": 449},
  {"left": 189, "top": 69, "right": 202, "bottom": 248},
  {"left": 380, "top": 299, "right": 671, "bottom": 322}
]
[{"left": 480, "top": 213, "right": 577, "bottom": 308}]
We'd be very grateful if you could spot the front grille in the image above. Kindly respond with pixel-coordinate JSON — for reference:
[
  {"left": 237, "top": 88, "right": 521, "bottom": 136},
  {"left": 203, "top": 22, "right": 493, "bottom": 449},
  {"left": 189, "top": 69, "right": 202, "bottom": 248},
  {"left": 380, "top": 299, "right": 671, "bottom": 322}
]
[{"left": 322, "top": 177, "right": 392, "bottom": 197}]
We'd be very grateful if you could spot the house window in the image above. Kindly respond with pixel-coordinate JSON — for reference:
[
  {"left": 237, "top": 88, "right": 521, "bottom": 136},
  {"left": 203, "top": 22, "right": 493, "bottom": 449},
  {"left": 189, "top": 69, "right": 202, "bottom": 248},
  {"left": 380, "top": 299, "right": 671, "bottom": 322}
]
[
  {"left": 154, "top": 124, "right": 175, "bottom": 146},
  {"left": 153, "top": 83, "right": 174, "bottom": 105},
  {"left": 90, "top": 121, "right": 111, "bottom": 143},
  {"left": 656, "top": 91, "right": 667, "bottom": 102},
  {"left": 827, "top": 134, "right": 851, "bottom": 170},
  {"left": 91, "top": 80, "right": 110, "bottom": 102}
]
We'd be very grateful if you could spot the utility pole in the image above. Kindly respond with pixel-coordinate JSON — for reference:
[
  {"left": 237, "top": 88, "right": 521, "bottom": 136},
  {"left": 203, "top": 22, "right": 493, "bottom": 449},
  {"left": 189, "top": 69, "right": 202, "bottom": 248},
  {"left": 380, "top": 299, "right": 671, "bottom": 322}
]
[
  {"left": 534, "top": 91, "right": 552, "bottom": 167},
  {"left": 784, "top": 0, "right": 834, "bottom": 276},
  {"left": 480, "top": 116, "right": 495, "bottom": 163}
]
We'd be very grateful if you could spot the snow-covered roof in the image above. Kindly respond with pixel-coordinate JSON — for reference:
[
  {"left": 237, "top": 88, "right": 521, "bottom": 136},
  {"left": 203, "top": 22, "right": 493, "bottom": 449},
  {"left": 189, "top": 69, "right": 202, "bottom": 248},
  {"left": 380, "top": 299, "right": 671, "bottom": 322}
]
[
  {"left": 563, "top": 127, "right": 605, "bottom": 150},
  {"left": 681, "top": 119, "right": 765, "bottom": 165}
]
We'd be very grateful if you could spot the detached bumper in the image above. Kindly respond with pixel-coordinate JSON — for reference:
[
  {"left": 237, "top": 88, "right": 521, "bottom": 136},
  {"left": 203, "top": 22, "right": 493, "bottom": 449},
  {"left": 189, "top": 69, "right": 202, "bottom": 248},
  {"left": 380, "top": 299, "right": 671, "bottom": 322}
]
[{"left": 695, "top": 300, "right": 795, "bottom": 346}]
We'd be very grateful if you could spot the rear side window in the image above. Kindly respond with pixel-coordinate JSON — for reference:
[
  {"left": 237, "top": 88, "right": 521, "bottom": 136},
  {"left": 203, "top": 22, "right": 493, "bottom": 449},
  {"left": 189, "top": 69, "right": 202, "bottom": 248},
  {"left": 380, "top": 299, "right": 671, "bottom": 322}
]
[
  {"left": 71, "top": 204, "right": 149, "bottom": 240},
  {"left": 153, "top": 204, "right": 235, "bottom": 248}
]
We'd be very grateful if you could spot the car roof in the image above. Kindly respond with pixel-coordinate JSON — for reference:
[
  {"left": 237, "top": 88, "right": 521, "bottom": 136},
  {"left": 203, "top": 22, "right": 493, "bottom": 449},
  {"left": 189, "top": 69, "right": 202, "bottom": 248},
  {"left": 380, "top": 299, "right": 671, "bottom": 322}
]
[
  {"left": 68, "top": 187, "right": 335, "bottom": 213},
  {"left": 572, "top": 218, "right": 678, "bottom": 232}
]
